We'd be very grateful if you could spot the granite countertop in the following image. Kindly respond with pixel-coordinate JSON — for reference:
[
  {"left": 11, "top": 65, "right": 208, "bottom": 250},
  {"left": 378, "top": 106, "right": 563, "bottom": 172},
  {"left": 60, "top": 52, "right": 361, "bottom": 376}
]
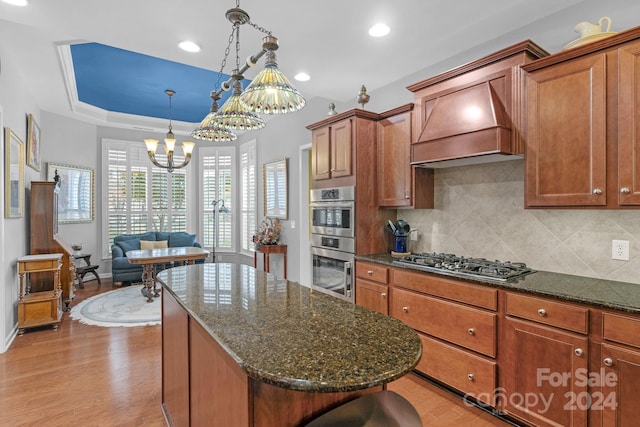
[
  {"left": 357, "top": 253, "right": 640, "bottom": 315},
  {"left": 156, "top": 263, "right": 422, "bottom": 393}
]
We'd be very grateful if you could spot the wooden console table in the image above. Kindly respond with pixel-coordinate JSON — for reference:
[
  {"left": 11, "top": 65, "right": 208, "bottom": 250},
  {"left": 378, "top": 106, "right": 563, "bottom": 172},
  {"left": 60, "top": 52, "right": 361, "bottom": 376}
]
[
  {"left": 253, "top": 244, "right": 287, "bottom": 279},
  {"left": 17, "top": 253, "right": 64, "bottom": 334}
]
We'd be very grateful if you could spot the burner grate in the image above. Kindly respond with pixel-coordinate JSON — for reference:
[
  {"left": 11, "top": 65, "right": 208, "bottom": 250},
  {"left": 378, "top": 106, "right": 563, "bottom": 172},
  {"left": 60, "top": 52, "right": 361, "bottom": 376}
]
[{"left": 393, "top": 252, "right": 534, "bottom": 281}]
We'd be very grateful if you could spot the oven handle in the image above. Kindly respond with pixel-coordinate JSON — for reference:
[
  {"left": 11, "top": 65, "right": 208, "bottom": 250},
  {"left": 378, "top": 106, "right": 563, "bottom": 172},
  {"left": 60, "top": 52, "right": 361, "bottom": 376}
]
[
  {"left": 309, "top": 201, "right": 355, "bottom": 209},
  {"left": 344, "top": 261, "right": 352, "bottom": 298}
]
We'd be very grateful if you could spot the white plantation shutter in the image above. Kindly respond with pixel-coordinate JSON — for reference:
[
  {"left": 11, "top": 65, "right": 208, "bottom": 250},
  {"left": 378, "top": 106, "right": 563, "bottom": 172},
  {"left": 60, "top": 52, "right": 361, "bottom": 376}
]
[
  {"left": 102, "top": 139, "right": 191, "bottom": 257},
  {"left": 240, "top": 140, "right": 257, "bottom": 254},
  {"left": 201, "top": 146, "right": 235, "bottom": 252}
]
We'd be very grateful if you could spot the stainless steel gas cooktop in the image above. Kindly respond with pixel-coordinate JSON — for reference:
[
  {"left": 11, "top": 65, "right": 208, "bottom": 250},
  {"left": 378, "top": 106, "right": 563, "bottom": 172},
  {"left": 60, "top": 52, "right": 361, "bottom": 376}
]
[{"left": 393, "top": 252, "right": 535, "bottom": 282}]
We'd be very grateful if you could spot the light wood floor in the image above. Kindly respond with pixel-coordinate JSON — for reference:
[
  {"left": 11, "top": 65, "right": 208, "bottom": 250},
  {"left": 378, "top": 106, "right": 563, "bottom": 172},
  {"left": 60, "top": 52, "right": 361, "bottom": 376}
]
[{"left": 0, "top": 279, "right": 516, "bottom": 426}]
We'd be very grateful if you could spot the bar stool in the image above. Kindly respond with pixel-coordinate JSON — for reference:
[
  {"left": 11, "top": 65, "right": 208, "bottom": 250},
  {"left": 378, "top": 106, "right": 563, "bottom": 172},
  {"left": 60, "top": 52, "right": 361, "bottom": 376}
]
[{"left": 305, "top": 390, "right": 422, "bottom": 427}]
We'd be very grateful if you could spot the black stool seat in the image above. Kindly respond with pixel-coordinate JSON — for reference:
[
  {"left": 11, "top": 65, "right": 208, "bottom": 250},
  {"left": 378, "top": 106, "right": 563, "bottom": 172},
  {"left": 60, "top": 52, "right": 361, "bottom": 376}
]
[{"left": 305, "top": 390, "right": 422, "bottom": 427}]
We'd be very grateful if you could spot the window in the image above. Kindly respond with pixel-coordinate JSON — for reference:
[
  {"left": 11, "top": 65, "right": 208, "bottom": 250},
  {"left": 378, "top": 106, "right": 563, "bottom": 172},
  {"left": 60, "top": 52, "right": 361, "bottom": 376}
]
[
  {"left": 200, "top": 146, "right": 235, "bottom": 253},
  {"left": 101, "top": 139, "right": 191, "bottom": 258},
  {"left": 239, "top": 140, "right": 257, "bottom": 255}
]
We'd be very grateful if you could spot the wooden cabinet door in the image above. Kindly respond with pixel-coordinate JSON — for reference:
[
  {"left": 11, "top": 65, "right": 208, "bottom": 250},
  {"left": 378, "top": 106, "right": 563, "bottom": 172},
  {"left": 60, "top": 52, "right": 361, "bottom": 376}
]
[
  {"left": 600, "top": 344, "right": 640, "bottom": 427},
  {"left": 525, "top": 53, "right": 607, "bottom": 207},
  {"left": 377, "top": 112, "right": 412, "bottom": 207},
  {"left": 311, "top": 127, "right": 331, "bottom": 180},
  {"left": 503, "top": 317, "right": 588, "bottom": 427},
  {"left": 355, "top": 278, "right": 388, "bottom": 315},
  {"left": 617, "top": 40, "right": 640, "bottom": 205},
  {"left": 330, "top": 119, "right": 352, "bottom": 178}
]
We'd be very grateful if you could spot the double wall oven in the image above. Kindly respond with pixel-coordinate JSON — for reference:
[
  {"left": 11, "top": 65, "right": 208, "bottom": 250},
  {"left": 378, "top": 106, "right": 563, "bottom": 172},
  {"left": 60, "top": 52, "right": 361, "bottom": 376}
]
[{"left": 310, "top": 186, "right": 355, "bottom": 302}]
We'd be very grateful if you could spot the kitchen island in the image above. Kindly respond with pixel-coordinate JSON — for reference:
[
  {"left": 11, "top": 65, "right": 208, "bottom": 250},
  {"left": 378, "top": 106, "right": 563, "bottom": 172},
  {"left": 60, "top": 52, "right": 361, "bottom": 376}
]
[{"left": 157, "top": 263, "right": 421, "bottom": 427}]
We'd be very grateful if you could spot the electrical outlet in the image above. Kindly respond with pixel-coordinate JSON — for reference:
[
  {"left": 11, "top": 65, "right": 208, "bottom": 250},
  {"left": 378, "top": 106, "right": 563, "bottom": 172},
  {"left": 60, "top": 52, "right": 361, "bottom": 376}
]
[
  {"left": 612, "top": 240, "right": 630, "bottom": 261},
  {"left": 291, "top": 220, "right": 296, "bottom": 229},
  {"left": 410, "top": 229, "right": 418, "bottom": 241}
]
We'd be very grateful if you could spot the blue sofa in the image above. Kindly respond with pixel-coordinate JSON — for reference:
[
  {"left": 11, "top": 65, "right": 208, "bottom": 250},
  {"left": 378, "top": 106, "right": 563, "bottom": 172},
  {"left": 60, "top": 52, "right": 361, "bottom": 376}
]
[{"left": 111, "top": 231, "right": 204, "bottom": 284}]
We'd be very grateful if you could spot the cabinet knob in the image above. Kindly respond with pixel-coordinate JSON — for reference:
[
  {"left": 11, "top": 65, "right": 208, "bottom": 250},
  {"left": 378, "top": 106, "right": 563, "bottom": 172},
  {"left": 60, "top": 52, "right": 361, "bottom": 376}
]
[
  {"left": 381, "top": 293, "right": 386, "bottom": 298},
  {"left": 323, "top": 169, "right": 329, "bottom": 174},
  {"left": 330, "top": 168, "right": 336, "bottom": 172},
  {"left": 603, "top": 357, "right": 614, "bottom": 367},
  {"left": 467, "top": 373, "right": 474, "bottom": 381},
  {"left": 402, "top": 306, "right": 409, "bottom": 313},
  {"left": 593, "top": 188, "right": 602, "bottom": 195},
  {"left": 574, "top": 348, "right": 584, "bottom": 357},
  {"left": 405, "top": 195, "right": 410, "bottom": 199},
  {"left": 537, "top": 308, "right": 547, "bottom": 317},
  {"left": 367, "top": 270, "right": 373, "bottom": 275},
  {"left": 467, "top": 328, "right": 475, "bottom": 335},
  {"left": 620, "top": 187, "right": 631, "bottom": 194}
]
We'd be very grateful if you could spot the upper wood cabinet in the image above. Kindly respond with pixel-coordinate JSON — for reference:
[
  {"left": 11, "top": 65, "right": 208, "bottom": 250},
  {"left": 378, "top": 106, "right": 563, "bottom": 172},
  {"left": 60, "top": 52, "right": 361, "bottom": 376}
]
[
  {"left": 307, "top": 109, "right": 379, "bottom": 187},
  {"left": 523, "top": 27, "right": 640, "bottom": 208},
  {"left": 311, "top": 118, "right": 352, "bottom": 181},
  {"left": 377, "top": 104, "right": 434, "bottom": 209}
]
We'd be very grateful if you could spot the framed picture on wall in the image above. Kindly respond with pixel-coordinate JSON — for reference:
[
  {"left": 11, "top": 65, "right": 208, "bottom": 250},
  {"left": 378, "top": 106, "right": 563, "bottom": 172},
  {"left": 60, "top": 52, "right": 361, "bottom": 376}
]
[
  {"left": 4, "top": 127, "right": 25, "bottom": 218},
  {"left": 47, "top": 162, "right": 94, "bottom": 223},
  {"left": 26, "top": 113, "right": 41, "bottom": 171}
]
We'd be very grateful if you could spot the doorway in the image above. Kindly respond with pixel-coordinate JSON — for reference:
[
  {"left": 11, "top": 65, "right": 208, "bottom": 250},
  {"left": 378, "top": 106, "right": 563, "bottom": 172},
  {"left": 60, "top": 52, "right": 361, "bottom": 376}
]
[{"left": 298, "top": 143, "right": 312, "bottom": 286}]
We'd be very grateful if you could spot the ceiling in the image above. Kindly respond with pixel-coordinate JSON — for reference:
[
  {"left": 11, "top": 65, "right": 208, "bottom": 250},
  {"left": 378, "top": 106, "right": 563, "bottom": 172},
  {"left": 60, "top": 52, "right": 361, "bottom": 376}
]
[{"left": 1, "top": 0, "right": 639, "bottom": 133}]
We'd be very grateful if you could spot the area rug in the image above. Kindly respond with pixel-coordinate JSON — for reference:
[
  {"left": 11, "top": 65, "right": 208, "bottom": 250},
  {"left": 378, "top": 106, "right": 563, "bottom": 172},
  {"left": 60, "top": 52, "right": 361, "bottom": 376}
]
[{"left": 69, "top": 285, "right": 161, "bottom": 327}]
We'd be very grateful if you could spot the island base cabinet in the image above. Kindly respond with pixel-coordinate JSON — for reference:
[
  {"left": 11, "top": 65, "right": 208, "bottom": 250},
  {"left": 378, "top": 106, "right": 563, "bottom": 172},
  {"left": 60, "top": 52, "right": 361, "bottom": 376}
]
[
  {"left": 162, "top": 290, "right": 385, "bottom": 427},
  {"left": 251, "top": 382, "right": 380, "bottom": 427},
  {"left": 502, "top": 317, "right": 589, "bottom": 427},
  {"left": 162, "top": 292, "right": 190, "bottom": 427},
  {"left": 190, "top": 319, "right": 249, "bottom": 427}
]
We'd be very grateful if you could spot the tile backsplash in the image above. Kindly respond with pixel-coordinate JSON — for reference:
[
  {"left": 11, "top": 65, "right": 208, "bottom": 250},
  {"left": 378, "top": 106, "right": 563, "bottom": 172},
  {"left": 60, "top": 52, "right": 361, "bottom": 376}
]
[{"left": 400, "top": 160, "right": 640, "bottom": 285}]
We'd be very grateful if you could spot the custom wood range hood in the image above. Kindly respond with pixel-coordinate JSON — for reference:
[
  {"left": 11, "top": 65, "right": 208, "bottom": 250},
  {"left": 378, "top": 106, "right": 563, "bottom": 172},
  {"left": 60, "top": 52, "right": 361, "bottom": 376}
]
[{"left": 408, "top": 40, "right": 548, "bottom": 168}]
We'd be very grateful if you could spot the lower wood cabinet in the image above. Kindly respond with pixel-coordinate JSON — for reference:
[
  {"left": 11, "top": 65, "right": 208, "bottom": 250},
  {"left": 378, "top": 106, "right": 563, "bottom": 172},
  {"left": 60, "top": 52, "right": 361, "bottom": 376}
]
[
  {"left": 416, "top": 333, "right": 497, "bottom": 406},
  {"left": 502, "top": 317, "right": 589, "bottom": 427},
  {"left": 389, "top": 268, "right": 499, "bottom": 408},
  {"left": 598, "top": 312, "right": 640, "bottom": 426},
  {"left": 355, "top": 261, "right": 389, "bottom": 315}
]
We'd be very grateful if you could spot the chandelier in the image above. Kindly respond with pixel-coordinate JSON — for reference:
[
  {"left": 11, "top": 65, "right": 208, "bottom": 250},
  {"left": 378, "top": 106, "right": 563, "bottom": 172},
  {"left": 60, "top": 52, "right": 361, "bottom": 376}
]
[
  {"left": 145, "top": 90, "right": 195, "bottom": 172},
  {"left": 191, "top": 1, "right": 305, "bottom": 141}
]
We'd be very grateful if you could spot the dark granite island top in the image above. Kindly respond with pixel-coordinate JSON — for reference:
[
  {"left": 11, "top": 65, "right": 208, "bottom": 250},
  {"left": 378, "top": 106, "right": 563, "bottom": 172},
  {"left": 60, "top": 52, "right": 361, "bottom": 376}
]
[{"left": 157, "top": 263, "right": 421, "bottom": 393}]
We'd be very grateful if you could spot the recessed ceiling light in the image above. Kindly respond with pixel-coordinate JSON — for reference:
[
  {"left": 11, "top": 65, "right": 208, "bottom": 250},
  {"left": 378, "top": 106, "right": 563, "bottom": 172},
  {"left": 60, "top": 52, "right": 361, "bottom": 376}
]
[
  {"left": 294, "top": 72, "right": 310, "bottom": 82},
  {"left": 178, "top": 41, "right": 200, "bottom": 53},
  {"left": 2, "top": 0, "right": 28, "bottom": 6},
  {"left": 368, "top": 23, "right": 390, "bottom": 38}
]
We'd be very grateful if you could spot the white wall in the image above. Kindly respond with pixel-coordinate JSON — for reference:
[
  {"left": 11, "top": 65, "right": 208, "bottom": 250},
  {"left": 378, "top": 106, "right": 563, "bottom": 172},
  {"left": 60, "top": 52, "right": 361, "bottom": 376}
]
[{"left": 0, "top": 44, "right": 41, "bottom": 352}]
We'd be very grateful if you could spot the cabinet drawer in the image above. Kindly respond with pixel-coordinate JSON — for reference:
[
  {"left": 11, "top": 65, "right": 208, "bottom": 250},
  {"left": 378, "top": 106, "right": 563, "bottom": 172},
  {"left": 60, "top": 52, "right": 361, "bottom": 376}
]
[
  {"left": 505, "top": 292, "right": 589, "bottom": 334},
  {"left": 392, "top": 268, "right": 497, "bottom": 310},
  {"left": 355, "top": 262, "right": 388, "bottom": 284},
  {"left": 391, "top": 287, "right": 496, "bottom": 357},
  {"left": 603, "top": 312, "right": 640, "bottom": 349},
  {"left": 416, "top": 333, "right": 497, "bottom": 407}
]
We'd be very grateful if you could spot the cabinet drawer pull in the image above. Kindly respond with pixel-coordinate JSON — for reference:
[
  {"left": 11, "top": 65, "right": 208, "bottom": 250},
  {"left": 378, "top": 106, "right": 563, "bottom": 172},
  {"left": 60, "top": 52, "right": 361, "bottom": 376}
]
[
  {"left": 323, "top": 169, "right": 329, "bottom": 173},
  {"left": 620, "top": 187, "right": 631, "bottom": 194},
  {"left": 592, "top": 188, "right": 602, "bottom": 195},
  {"left": 402, "top": 306, "right": 409, "bottom": 313},
  {"left": 574, "top": 348, "right": 583, "bottom": 357},
  {"left": 367, "top": 270, "right": 373, "bottom": 275},
  {"left": 381, "top": 293, "right": 386, "bottom": 298},
  {"left": 467, "top": 373, "right": 474, "bottom": 381},
  {"left": 467, "top": 328, "right": 475, "bottom": 335},
  {"left": 537, "top": 308, "right": 547, "bottom": 317},
  {"left": 330, "top": 168, "right": 336, "bottom": 172},
  {"left": 603, "top": 357, "right": 613, "bottom": 367}
]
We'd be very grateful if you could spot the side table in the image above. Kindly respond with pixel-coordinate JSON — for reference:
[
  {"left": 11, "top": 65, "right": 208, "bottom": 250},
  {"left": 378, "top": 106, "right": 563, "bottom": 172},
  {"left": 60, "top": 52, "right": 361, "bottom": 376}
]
[
  {"left": 17, "top": 253, "right": 64, "bottom": 334},
  {"left": 73, "top": 253, "right": 101, "bottom": 288},
  {"left": 254, "top": 244, "right": 287, "bottom": 279}
]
